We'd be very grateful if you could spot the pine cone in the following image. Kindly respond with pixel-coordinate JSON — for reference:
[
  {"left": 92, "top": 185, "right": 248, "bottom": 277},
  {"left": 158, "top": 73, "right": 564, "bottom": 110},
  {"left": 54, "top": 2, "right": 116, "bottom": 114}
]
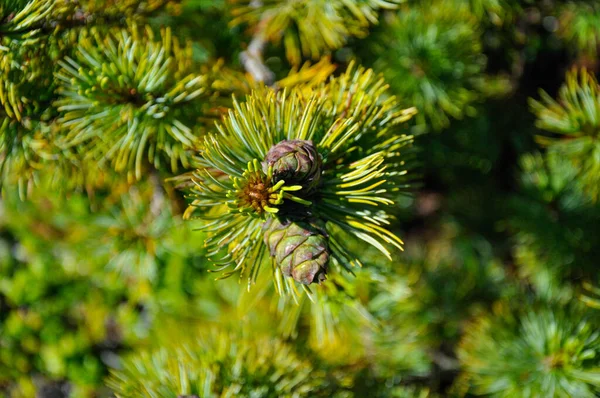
[
  {"left": 264, "top": 217, "right": 329, "bottom": 285},
  {"left": 263, "top": 140, "right": 322, "bottom": 195}
]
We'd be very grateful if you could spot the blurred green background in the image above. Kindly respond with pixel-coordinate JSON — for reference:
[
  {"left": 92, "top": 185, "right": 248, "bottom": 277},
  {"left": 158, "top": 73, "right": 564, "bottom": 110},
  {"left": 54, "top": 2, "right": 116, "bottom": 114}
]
[{"left": 2, "top": 0, "right": 600, "bottom": 397}]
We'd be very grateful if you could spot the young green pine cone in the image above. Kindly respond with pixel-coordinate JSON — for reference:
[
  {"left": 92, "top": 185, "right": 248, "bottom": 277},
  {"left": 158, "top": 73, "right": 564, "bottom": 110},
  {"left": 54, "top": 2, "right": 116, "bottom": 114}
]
[
  {"left": 263, "top": 140, "right": 322, "bottom": 195},
  {"left": 264, "top": 217, "right": 329, "bottom": 285}
]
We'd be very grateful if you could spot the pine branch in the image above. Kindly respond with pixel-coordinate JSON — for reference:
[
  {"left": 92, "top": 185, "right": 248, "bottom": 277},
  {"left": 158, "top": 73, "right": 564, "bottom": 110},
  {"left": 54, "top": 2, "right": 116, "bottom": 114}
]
[
  {"left": 181, "top": 64, "right": 416, "bottom": 290},
  {"left": 0, "top": 0, "right": 53, "bottom": 40},
  {"left": 230, "top": 0, "right": 404, "bottom": 65},
  {"left": 558, "top": 2, "right": 600, "bottom": 57},
  {"left": 530, "top": 68, "right": 600, "bottom": 202},
  {"left": 366, "top": 0, "right": 511, "bottom": 130},
  {"left": 54, "top": 25, "right": 242, "bottom": 179},
  {"left": 457, "top": 303, "right": 600, "bottom": 397},
  {"left": 107, "top": 328, "right": 327, "bottom": 397}
]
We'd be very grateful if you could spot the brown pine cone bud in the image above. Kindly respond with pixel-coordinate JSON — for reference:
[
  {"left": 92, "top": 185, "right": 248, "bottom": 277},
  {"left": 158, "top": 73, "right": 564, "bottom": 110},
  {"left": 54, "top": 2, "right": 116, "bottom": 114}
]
[
  {"left": 263, "top": 139, "right": 322, "bottom": 195},
  {"left": 264, "top": 217, "right": 329, "bottom": 285}
]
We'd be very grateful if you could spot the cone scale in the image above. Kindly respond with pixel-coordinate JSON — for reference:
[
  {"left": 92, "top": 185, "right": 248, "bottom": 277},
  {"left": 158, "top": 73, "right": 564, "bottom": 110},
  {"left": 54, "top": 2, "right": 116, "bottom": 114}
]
[
  {"left": 263, "top": 139, "right": 322, "bottom": 195},
  {"left": 264, "top": 217, "right": 329, "bottom": 285}
]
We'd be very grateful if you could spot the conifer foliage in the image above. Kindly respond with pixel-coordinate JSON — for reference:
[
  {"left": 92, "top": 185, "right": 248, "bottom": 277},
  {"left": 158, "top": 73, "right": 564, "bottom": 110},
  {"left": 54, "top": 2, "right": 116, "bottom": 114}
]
[
  {"left": 182, "top": 65, "right": 415, "bottom": 290},
  {"left": 2, "top": 0, "right": 600, "bottom": 397}
]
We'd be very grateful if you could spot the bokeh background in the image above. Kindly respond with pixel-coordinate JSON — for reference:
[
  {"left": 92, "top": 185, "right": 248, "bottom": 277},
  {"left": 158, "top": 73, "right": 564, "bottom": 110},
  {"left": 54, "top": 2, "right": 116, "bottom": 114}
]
[{"left": 2, "top": 0, "right": 600, "bottom": 397}]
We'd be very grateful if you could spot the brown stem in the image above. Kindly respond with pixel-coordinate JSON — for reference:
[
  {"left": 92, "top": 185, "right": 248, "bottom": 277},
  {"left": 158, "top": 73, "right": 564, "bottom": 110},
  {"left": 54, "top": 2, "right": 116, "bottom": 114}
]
[
  {"left": 240, "top": 33, "right": 275, "bottom": 86},
  {"left": 239, "top": 1, "right": 275, "bottom": 86}
]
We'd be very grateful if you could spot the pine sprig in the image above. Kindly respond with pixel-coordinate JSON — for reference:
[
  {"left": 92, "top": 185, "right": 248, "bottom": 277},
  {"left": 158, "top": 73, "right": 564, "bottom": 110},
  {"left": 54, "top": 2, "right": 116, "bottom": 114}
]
[
  {"left": 107, "top": 329, "right": 325, "bottom": 398},
  {"left": 0, "top": 0, "right": 57, "bottom": 121},
  {"left": 0, "top": 116, "right": 57, "bottom": 195},
  {"left": 55, "top": 25, "right": 234, "bottom": 180},
  {"left": 0, "top": 43, "right": 56, "bottom": 121},
  {"left": 0, "top": 0, "right": 53, "bottom": 41},
  {"left": 182, "top": 64, "right": 416, "bottom": 289},
  {"left": 230, "top": 0, "right": 403, "bottom": 65},
  {"left": 367, "top": 0, "right": 509, "bottom": 130},
  {"left": 457, "top": 303, "right": 600, "bottom": 397},
  {"left": 531, "top": 69, "right": 600, "bottom": 137},
  {"left": 530, "top": 68, "right": 600, "bottom": 202},
  {"left": 558, "top": 2, "right": 600, "bottom": 57},
  {"left": 509, "top": 152, "right": 600, "bottom": 302}
]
